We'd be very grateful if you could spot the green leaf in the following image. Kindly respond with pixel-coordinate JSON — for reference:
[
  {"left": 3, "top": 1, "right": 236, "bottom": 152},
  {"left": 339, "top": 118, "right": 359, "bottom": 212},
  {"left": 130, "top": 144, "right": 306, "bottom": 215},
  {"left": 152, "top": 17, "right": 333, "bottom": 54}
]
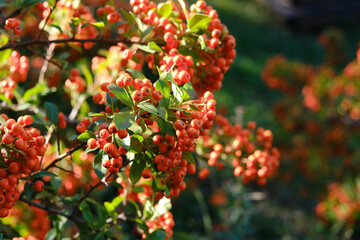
[
  {"left": 187, "top": 13, "right": 211, "bottom": 32},
  {"left": 50, "top": 24, "right": 63, "bottom": 33},
  {"left": 24, "top": 182, "right": 34, "bottom": 199},
  {"left": 112, "top": 195, "right": 125, "bottom": 207},
  {"left": 130, "top": 137, "right": 143, "bottom": 153},
  {"left": 129, "top": 157, "right": 146, "bottom": 185},
  {"left": 148, "top": 41, "right": 163, "bottom": 52},
  {"left": 57, "top": 52, "right": 69, "bottom": 60},
  {"left": 107, "top": 84, "right": 132, "bottom": 107},
  {"left": 95, "top": 233, "right": 105, "bottom": 240},
  {"left": 172, "top": 83, "right": 183, "bottom": 103},
  {"left": 137, "top": 101, "right": 158, "bottom": 116},
  {"left": 0, "top": 94, "right": 11, "bottom": 104},
  {"left": 120, "top": 9, "right": 135, "bottom": 25},
  {"left": 93, "top": 150, "right": 108, "bottom": 180},
  {"left": 156, "top": 118, "right": 176, "bottom": 137},
  {"left": 0, "top": 35, "right": 11, "bottom": 64},
  {"left": 104, "top": 202, "right": 117, "bottom": 221},
  {"left": 198, "top": 35, "right": 206, "bottom": 49},
  {"left": 158, "top": 107, "right": 168, "bottom": 121},
  {"left": 50, "top": 176, "right": 62, "bottom": 191},
  {"left": 31, "top": 171, "right": 57, "bottom": 179},
  {"left": 84, "top": 147, "right": 97, "bottom": 153},
  {"left": 155, "top": 80, "right": 170, "bottom": 109},
  {"left": 182, "top": 82, "right": 196, "bottom": 101},
  {"left": 156, "top": 197, "right": 172, "bottom": 215},
  {"left": 71, "top": 17, "right": 80, "bottom": 28},
  {"left": 45, "top": 228, "right": 56, "bottom": 240},
  {"left": 44, "top": 102, "right": 59, "bottom": 125},
  {"left": 137, "top": 45, "right": 156, "bottom": 54},
  {"left": 114, "top": 135, "right": 131, "bottom": 150},
  {"left": 110, "top": 181, "right": 124, "bottom": 189},
  {"left": 0, "top": 115, "right": 8, "bottom": 133},
  {"left": 95, "top": 204, "right": 107, "bottom": 228},
  {"left": 132, "top": 134, "right": 144, "bottom": 142},
  {"left": 141, "top": 25, "right": 155, "bottom": 40},
  {"left": 158, "top": 2, "right": 173, "bottom": 17},
  {"left": 143, "top": 200, "right": 155, "bottom": 219},
  {"left": 114, "top": 112, "right": 135, "bottom": 130},
  {"left": 145, "top": 230, "right": 166, "bottom": 240},
  {"left": 77, "top": 59, "right": 93, "bottom": 87},
  {"left": 126, "top": 68, "right": 145, "bottom": 80},
  {"left": 177, "top": 0, "right": 188, "bottom": 20},
  {"left": 183, "top": 152, "right": 196, "bottom": 164},
  {"left": 91, "top": 22, "right": 105, "bottom": 29},
  {"left": 79, "top": 201, "right": 94, "bottom": 226},
  {"left": 133, "top": 13, "right": 146, "bottom": 32},
  {"left": 78, "top": 131, "right": 95, "bottom": 142},
  {"left": 136, "top": 219, "right": 149, "bottom": 233}
]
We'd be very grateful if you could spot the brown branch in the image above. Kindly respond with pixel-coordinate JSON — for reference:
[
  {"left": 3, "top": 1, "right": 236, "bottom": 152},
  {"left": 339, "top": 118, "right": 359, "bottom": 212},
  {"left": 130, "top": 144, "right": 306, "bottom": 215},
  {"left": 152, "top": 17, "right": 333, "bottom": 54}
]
[
  {"left": 38, "top": 43, "right": 55, "bottom": 83},
  {"left": 26, "top": 46, "right": 62, "bottom": 68},
  {"left": 0, "top": 37, "right": 134, "bottom": 51},
  {"left": 53, "top": 165, "right": 75, "bottom": 174},
  {"left": 39, "top": 125, "right": 54, "bottom": 168},
  {"left": 44, "top": 143, "right": 86, "bottom": 171},
  {"left": 19, "top": 195, "right": 70, "bottom": 218}
]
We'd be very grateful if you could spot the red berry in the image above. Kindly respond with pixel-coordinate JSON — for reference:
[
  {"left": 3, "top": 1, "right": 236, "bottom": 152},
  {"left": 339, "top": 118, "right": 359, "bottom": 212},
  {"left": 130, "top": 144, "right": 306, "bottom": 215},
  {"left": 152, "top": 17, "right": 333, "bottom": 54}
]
[
  {"left": 34, "top": 181, "right": 44, "bottom": 191},
  {"left": 141, "top": 169, "right": 152, "bottom": 178}
]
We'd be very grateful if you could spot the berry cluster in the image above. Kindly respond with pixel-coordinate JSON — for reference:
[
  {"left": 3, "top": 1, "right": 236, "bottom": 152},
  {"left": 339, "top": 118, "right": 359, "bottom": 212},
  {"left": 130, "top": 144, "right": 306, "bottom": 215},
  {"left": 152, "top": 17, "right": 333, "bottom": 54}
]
[
  {"left": 157, "top": 49, "right": 194, "bottom": 86},
  {"left": 64, "top": 68, "right": 86, "bottom": 93},
  {"left": 316, "top": 182, "right": 360, "bottom": 225},
  {"left": 189, "top": 0, "right": 236, "bottom": 93},
  {"left": 0, "top": 114, "right": 45, "bottom": 218},
  {"left": 135, "top": 0, "right": 236, "bottom": 93},
  {"left": 0, "top": 51, "right": 30, "bottom": 99},
  {"left": 197, "top": 115, "right": 280, "bottom": 185},
  {"left": 4, "top": 18, "right": 22, "bottom": 36},
  {"left": 38, "top": 1, "right": 98, "bottom": 50},
  {"left": 143, "top": 211, "right": 175, "bottom": 240}
]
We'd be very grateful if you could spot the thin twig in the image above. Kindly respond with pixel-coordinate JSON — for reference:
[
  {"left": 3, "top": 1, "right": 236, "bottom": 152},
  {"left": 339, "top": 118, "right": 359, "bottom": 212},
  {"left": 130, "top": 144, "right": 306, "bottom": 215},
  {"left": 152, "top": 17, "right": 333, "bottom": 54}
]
[
  {"left": 70, "top": 174, "right": 113, "bottom": 217},
  {"left": 44, "top": 143, "right": 86, "bottom": 171},
  {"left": 69, "top": 94, "right": 87, "bottom": 121},
  {"left": 38, "top": 43, "right": 55, "bottom": 83},
  {"left": 39, "top": 125, "right": 54, "bottom": 168},
  {"left": 53, "top": 165, "right": 75, "bottom": 174},
  {"left": 19, "top": 195, "right": 70, "bottom": 218},
  {"left": 37, "top": 1, "right": 58, "bottom": 40},
  {"left": 0, "top": 37, "right": 134, "bottom": 51},
  {"left": 26, "top": 46, "right": 62, "bottom": 68}
]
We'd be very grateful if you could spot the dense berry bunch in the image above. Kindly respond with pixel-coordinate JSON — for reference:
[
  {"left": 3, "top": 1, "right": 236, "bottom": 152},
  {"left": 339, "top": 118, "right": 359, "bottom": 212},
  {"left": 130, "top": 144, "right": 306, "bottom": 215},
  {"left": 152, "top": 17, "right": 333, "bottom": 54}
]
[
  {"left": 0, "top": 114, "right": 46, "bottom": 217},
  {"left": 0, "top": 0, "right": 263, "bottom": 238},
  {"left": 197, "top": 115, "right": 280, "bottom": 185},
  {"left": 82, "top": 69, "right": 217, "bottom": 198},
  {"left": 0, "top": 51, "right": 30, "bottom": 99},
  {"left": 130, "top": 0, "right": 236, "bottom": 93},
  {"left": 316, "top": 183, "right": 360, "bottom": 225},
  {"left": 143, "top": 211, "right": 175, "bottom": 239}
]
